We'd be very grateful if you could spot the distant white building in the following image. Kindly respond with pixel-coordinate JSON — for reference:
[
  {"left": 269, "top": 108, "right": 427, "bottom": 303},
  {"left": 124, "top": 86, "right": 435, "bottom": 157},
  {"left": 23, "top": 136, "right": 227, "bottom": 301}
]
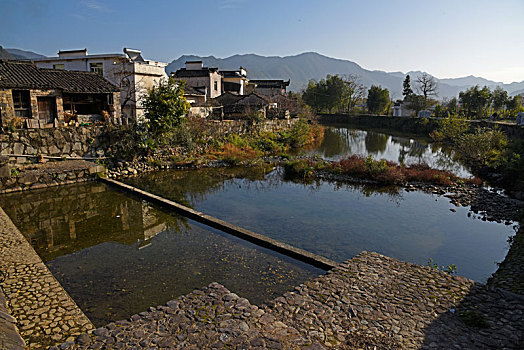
[
  {"left": 32, "top": 48, "right": 168, "bottom": 122},
  {"left": 392, "top": 101, "right": 413, "bottom": 117}
]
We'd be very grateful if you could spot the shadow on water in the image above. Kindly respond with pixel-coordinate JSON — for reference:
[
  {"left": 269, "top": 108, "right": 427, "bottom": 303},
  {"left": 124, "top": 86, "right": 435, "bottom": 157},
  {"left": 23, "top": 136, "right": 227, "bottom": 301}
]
[
  {"left": 420, "top": 225, "right": 524, "bottom": 348},
  {"left": 0, "top": 182, "right": 322, "bottom": 327}
]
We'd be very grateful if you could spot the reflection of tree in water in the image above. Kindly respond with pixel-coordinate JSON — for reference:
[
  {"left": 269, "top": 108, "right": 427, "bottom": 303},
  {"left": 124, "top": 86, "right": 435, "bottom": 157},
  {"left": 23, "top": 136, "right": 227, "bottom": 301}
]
[
  {"left": 364, "top": 131, "right": 388, "bottom": 154},
  {"left": 316, "top": 128, "right": 351, "bottom": 158}
]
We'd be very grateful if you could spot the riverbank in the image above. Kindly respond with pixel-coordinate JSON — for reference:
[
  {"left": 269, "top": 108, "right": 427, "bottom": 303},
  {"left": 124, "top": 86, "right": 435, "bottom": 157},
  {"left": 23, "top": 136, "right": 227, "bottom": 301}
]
[{"left": 55, "top": 251, "right": 524, "bottom": 349}]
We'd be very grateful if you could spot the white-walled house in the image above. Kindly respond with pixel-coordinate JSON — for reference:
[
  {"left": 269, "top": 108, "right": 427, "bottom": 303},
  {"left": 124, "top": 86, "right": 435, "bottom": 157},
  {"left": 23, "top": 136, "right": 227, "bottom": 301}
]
[
  {"left": 171, "top": 61, "right": 222, "bottom": 99},
  {"left": 32, "top": 48, "right": 168, "bottom": 122}
]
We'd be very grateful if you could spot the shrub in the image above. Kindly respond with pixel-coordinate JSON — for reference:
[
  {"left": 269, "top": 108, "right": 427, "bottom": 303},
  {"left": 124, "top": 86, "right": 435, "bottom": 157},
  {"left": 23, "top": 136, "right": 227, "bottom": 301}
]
[
  {"left": 429, "top": 115, "right": 469, "bottom": 142},
  {"left": 455, "top": 128, "right": 508, "bottom": 171}
]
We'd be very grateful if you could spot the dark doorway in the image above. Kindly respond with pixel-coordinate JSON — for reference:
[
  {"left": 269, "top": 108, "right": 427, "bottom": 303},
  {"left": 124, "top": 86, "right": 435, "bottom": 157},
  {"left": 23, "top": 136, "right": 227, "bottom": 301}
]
[{"left": 37, "top": 97, "right": 57, "bottom": 124}]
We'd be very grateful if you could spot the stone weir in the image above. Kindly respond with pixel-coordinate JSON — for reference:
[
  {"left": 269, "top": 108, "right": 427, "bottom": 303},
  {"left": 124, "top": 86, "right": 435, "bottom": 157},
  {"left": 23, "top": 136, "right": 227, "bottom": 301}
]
[{"left": 56, "top": 252, "right": 524, "bottom": 349}]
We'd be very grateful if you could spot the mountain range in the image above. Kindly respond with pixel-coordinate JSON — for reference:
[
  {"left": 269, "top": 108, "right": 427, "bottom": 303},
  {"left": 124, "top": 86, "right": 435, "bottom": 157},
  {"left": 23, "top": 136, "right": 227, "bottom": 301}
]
[
  {"left": 166, "top": 52, "right": 524, "bottom": 99},
  {"left": 4, "top": 47, "right": 524, "bottom": 99}
]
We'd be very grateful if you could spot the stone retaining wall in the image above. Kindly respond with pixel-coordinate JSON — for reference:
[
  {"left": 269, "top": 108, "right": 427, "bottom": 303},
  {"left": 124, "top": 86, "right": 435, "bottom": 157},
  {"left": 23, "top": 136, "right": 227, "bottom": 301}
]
[
  {"left": 0, "top": 160, "right": 105, "bottom": 194},
  {"left": 317, "top": 114, "right": 524, "bottom": 139},
  {"left": 0, "top": 207, "right": 94, "bottom": 349}
]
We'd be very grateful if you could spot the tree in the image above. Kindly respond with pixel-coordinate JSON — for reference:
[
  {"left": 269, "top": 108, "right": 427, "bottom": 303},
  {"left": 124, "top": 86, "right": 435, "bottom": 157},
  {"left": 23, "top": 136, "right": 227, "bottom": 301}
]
[
  {"left": 302, "top": 74, "right": 365, "bottom": 113},
  {"left": 459, "top": 85, "right": 492, "bottom": 119},
  {"left": 366, "top": 85, "right": 390, "bottom": 115},
  {"left": 141, "top": 79, "right": 190, "bottom": 145},
  {"left": 404, "top": 94, "right": 427, "bottom": 115},
  {"left": 415, "top": 73, "right": 438, "bottom": 100},
  {"left": 341, "top": 74, "right": 366, "bottom": 110},
  {"left": 491, "top": 86, "right": 508, "bottom": 113},
  {"left": 402, "top": 75, "right": 413, "bottom": 98}
]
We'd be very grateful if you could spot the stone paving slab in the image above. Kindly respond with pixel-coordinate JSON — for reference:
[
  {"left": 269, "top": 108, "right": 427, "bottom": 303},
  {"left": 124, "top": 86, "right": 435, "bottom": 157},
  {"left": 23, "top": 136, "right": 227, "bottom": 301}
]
[
  {"left": 58, "top": 251, "right": 524, "bottom": 349},
  {"left": 0, "top": 287, "right": 25, "bottom": 350},
  {"left": 264, "top": 251, "right": 524, "bottom": 349},
  {"left": 0, "top": 207, "right": 94, "bottom": 349},
  {"left": 54, "top": 282, "right": 318, "bottom": 350}
]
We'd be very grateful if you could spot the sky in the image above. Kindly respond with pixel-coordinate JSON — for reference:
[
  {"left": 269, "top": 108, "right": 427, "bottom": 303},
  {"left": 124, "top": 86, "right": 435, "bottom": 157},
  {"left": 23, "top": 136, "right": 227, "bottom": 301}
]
[{"left": 1, "top": 0, "right": 524, "bottom": 83}]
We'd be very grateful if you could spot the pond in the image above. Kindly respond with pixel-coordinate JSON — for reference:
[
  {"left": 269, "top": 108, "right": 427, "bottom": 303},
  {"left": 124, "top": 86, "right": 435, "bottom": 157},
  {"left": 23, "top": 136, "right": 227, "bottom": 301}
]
[
  {"left": 124, "top": 164, "right": 515, "bottom": 284},
  {"left": 306, "top": 125, "right": 471, "bottom": 177},
  {"left": 0, "top": 182, "right": 321, "bottom": 327}
]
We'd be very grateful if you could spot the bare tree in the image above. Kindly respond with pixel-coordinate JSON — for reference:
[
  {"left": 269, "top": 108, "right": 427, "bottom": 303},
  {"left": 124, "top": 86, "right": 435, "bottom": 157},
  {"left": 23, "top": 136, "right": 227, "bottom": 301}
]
[
  {"left": 415, "top": 73, "right": 438, "bottom": 100},
  {"left": 342, "top": 74, "right": 366, "bottom": 110}
]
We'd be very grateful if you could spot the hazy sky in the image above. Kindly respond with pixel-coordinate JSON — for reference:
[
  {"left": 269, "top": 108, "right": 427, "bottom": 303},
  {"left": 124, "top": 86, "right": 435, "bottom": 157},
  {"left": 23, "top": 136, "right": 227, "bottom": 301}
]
[{"left": 2, "top": 0, "right": 523, "bottom": 83}]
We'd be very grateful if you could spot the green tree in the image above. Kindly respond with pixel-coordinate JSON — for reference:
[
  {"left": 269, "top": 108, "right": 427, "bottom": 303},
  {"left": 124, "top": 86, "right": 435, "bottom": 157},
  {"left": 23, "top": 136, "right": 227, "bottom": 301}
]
[
  {"left": 491, "top": 86, "right": 508, "bottom": 113},
  {"left": 506, "top": 95, "right": 524, "bottom": 117},
  {"left": 141, "top": 78, "right": 190, "bottom": 146},
  {"left": 404, "top": 94, "right": 427, "bottom": 115},
  {"left": 302, "top": 74, "right": 364, "bottom": 113},
  {"left": 366, "top": 85, "right": 390, "bottom": 115},
  {"left": 459, "top": 85, "right": 492, "bottom": 119},
  {"left": 402, "top": 75, "right": 413, "bottom": 98}
]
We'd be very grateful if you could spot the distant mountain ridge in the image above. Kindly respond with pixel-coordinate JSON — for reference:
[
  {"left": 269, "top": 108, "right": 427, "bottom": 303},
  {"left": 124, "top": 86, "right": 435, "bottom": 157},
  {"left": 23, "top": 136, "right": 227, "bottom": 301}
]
[
  {"left": 167, "top": 52, "right": 524, "bottom": 99},
  {"left": 5, "top": 48, "right": 46, "bottom": 60}
]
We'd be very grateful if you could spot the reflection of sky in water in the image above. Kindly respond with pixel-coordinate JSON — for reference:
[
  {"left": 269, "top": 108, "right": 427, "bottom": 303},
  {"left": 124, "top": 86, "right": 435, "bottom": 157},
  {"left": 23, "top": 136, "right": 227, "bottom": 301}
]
[
  {"left": 126, "top": 168, "right": 516, "bottom": 284},
  {"left": 308, "top": 127, "right": 471, "bottom": 177}
]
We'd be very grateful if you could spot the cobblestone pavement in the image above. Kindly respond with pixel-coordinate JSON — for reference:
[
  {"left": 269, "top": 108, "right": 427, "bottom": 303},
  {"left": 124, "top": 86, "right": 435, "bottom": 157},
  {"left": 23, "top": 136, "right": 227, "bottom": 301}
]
[
  {"left": 488, "top": 226, "right": 524, "bottom": 295},
  {"left": 57, "top": 252, "right": 524, "bottom": 349},
  {"left": 0, "top": 207, "right": 94, "bottom": 349},
  {"left": 0, "top": 288, "right": 25, "bottom": 349}
]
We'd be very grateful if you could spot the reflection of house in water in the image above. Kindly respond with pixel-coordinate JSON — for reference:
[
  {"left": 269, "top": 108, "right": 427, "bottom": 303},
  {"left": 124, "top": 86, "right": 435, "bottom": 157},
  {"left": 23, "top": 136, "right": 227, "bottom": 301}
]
[{"left": 0, "top": 183, "right": 174, "bottom": 261}]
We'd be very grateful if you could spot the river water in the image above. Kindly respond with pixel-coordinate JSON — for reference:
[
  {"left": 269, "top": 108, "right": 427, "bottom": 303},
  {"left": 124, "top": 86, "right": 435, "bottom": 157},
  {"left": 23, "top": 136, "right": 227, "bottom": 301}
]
[{"left": 0, "top": 125, "right": 516, "bottom": 326}]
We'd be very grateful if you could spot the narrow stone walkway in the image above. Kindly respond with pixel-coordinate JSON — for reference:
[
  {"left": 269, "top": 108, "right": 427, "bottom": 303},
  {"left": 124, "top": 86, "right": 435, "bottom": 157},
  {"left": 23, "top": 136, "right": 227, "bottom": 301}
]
[
  {"left": 56, "top": 252, "right": 524, "bottom": 349},
  {"left": 0, "top": 207, "right": 94, "bottom": 349}
]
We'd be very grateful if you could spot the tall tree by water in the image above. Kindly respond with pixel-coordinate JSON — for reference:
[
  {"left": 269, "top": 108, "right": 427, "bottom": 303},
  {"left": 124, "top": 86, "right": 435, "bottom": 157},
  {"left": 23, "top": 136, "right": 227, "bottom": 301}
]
[{"left": 366, "top": 85, "right": 390, "bottom": 115}]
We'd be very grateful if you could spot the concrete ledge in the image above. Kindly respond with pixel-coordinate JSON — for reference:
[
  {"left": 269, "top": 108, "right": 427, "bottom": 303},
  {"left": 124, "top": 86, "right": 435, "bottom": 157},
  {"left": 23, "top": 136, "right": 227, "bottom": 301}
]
[{"left": 101, "top": 178, "right": 338, "bottom": 271}]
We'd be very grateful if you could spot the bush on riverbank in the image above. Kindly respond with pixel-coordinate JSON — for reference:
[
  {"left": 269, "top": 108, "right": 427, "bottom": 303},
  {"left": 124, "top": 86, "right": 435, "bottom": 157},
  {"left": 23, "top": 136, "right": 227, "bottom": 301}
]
[{"left": 284, "top": 155, "right": 481, "bottom": 186}]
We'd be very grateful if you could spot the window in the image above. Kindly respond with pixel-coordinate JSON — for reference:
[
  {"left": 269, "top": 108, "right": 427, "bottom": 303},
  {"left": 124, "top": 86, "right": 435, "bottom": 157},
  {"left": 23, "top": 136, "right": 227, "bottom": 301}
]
[
  {"left": 53, "top": 64, "right": 65, "bottom": 70},
  {"left": 214, "top": 80, "right": 218, "bottom": 91},
  {"left": 90, "top": 62, "right": 104, "bottom": 76},
  {"left": 12, "top": 90, "right": 31, "bottom": 118}
]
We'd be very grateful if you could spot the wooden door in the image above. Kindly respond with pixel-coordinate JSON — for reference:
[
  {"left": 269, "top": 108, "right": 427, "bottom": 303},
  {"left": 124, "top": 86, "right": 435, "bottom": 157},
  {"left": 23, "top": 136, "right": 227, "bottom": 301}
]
[{"left": 37, "top": 97, "right": 57, "bottom": 124}]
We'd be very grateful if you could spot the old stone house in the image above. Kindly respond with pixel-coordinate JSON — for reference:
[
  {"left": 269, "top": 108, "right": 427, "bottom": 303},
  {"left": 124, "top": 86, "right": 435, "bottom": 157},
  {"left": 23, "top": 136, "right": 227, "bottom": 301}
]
[
  {"left": 249, "top": 79, "right": 290, "bottom": 97},
  {"left": 220, "top": 67, "right": 248, "bottom": 95},
  {"left": 32, "top": 48, "right": 168, "bottom": 123},
  {"left": 214, "top": 92, "right": 271, "bottom": 119},
  {"left": 0, "top": 60, "right": 120, "bottom": 129}
]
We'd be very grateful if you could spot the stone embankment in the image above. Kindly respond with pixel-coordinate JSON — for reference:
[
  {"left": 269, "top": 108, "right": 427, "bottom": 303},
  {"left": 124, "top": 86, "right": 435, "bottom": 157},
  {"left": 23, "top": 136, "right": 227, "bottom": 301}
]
[
  {"left": 488, "top": 226, "right": 524, "bottom": 295},
  {"left": 57, "top": 252, "right": 524, "bottom": 349},
  {"left": 0, "top": 207, "right": 94, "bottom": 349},
  {"left": 0, "top": 160, "right": 105, "bottom": 194},
  {"left": 0, "top": 288, "right": 25, "bottom": 349}
]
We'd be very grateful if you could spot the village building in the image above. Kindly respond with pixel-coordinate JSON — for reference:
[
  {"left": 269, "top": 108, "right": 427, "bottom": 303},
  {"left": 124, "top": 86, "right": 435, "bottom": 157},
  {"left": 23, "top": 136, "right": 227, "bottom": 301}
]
[
  {"left": 220, "top": 67, "right": 248, "bottom": 95},
  {"left": 32, "top": 48, "right": 167, "bottom": 123},
  {"left": 249, "top": 79, "right": 290, "bottom": 97},
  {"left": 0, "top": 60, "right": 120, "bottom": 129},
  {"left": 171, "top": 61, "right": 222, "bottom": 99},
  {"left": 392, "top": 101, "right": 414, "bottom": 117},
  {"left": 214, "top": 92, "right": 271, "bottom": 119}
]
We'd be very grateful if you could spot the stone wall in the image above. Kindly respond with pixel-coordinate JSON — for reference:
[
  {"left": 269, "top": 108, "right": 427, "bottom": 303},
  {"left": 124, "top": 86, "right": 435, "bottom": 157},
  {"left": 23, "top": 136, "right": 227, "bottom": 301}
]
[
  {"left": 0, "top": 160, "right": 105, "bottom": 194},
  {"left": 0, "top": 126, "right": 115, "bottom": 161},
  {"left": 317, "top": 114, "right": 524, "bottom": 139},
  {"left": 0, "top": 119, "right": 298, "bottom": 163}
]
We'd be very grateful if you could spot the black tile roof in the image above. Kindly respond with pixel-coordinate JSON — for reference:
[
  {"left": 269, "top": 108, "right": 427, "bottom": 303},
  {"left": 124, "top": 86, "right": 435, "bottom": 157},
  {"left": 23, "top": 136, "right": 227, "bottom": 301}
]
[
  {"left": 220, "top": 70, "right": 246, "bottom": 78},
  {"left": 173, "top": 67, "right": 219, "bottom": 78},
  {"left": 250, "top": 79, "right": 290, "bottom": 88},
  {"left": 0, "top": 60, "right": 119, "bottom": 93}
]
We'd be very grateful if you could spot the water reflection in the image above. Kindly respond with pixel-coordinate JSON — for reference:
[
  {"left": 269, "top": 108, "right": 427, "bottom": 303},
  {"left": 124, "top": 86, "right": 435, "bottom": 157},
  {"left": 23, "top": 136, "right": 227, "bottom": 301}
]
[
  {"left": 310, "top": 126, "right": 471, "bottom": 177},
  {"left": 0, "top": 182, "right": 321, "bottom": 326},
  {"left": 125, "top": 167, "right": 514, "bottom": 283}
]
